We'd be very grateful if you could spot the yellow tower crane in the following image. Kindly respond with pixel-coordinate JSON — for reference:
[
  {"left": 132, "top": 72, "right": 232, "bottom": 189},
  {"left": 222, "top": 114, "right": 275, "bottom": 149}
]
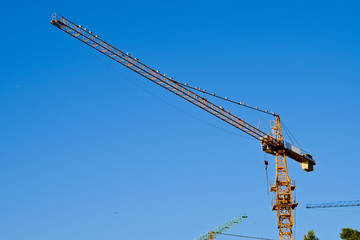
[{"left": 50, "top": 13, "right": 316, "bottom": 240}]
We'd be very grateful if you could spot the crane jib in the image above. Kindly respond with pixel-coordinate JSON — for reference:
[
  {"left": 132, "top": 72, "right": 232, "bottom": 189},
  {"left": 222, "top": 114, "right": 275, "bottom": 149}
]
[
  {"left": 49, "top": 14, "right": 267, "bottom": 138},
  {"left": 50, "top": 13, "right": 315, "bottom": 172}
]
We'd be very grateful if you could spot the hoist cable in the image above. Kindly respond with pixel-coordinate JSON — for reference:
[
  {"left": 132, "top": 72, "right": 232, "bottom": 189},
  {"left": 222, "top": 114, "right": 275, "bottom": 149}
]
[
  {"left": 78, "top": 42, "right": 255, "bottom": 140},
  {"left": 282, "top": 123, "right": 295, "bottom": 146},
  {"left": 173, "top": 81, "right": 277, "bottom": 117},
  {"left": 216, "top": 232, "right": 274, "bottom": 240},
  {"left": 281, "top": 120, "right": 304, "bottom": 151}
]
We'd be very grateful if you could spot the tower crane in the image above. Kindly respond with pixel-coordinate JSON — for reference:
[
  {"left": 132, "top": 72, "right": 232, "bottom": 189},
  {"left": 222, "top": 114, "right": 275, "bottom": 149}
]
[
  {"left": 306, "top": 200, "right": 360, "bottom": 209},
  {"left": 194, "top": 215, "right": 247, "bottom": 240},
  {"left": 50, "top": 13, "right": 316, "bottom": 240}
]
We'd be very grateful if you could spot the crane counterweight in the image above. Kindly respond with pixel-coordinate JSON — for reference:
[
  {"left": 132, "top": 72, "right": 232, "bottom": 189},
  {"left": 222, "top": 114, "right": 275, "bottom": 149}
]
[{"left": 260, "top": 138, "right": 315, "bottom": 172}]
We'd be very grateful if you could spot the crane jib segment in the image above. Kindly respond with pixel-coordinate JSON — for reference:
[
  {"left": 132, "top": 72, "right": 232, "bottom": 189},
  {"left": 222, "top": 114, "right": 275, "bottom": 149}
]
[
  {"left": 50, "top": 13, "right": 315, "bottom": 170},
  {"left": 194, "top": 214, "right": 247, "bottom": 240},
  {"left": 306, "top": 200, "right": 360, "bottom": 209},
  {"left": 50, "top": 13, "right": 269, "bottom": 140}
]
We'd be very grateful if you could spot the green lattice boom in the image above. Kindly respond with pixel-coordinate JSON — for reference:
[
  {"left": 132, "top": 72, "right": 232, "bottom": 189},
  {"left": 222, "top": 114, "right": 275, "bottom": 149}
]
[{"left": 194, "top": 214, "right": 248, "bottom": 240}]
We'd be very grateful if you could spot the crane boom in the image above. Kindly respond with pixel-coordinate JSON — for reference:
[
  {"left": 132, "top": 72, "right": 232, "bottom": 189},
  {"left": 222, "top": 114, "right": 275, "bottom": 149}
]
[
  {"left": 50, "top": 13, "right": 269, "bottom": 140},
  {"left": 306, "top": 200, "right": 360, "bottom": 209},
  {"left": 194, "top": 215, "right": 247, "bottom": 240},
  {"left": 49, "top": 13, "right": 315, "bottom": 170}
]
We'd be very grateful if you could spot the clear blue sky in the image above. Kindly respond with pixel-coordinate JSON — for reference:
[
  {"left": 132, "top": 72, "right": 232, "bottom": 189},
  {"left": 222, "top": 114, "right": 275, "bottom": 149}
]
[{"left": 1, "top": 1, "right": 359, "bottom": 240}]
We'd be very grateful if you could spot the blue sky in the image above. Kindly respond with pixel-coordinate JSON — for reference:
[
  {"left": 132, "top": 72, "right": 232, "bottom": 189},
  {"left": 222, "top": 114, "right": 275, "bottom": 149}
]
[{"left": 1, "top": 1, "right": 360, "bottom": 240}]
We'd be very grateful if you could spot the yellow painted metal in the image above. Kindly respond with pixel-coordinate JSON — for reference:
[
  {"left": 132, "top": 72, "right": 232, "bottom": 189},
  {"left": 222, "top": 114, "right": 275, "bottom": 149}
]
[
  {"left": 271, "top": 116, "right": 297, "bottom": 240},
  {"left": 50, "top": 14, "right": 315, "bottom": 240}
]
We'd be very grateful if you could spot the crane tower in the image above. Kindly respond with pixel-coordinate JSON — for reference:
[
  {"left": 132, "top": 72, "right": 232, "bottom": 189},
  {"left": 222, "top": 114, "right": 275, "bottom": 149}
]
[{"left": 50, "top": 13, "right": 316, "bottom": 240}]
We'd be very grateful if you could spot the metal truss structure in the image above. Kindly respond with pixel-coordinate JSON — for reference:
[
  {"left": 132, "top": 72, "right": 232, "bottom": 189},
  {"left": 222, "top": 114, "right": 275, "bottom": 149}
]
[
  {"left": 306, "top": 200, "right": 360, "bottom": 209},
  {"left": 50, "top": 13, "right": 316, "bottom": 240},
  {"left": 194, "top": 215, "right": 247, "bottom": 240}
]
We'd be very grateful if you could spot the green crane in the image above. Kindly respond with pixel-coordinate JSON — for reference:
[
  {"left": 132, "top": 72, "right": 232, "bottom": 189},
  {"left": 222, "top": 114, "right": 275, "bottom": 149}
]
[{"left": 194, "top": 215, "right": 248, "bottom": 240}]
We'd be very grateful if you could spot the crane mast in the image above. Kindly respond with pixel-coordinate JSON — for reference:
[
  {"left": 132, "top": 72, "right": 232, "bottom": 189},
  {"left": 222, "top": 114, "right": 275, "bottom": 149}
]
[
  {"left": 271, "top": 117, "right": 297, "bottom": 240},
  {"left": 50, "top": 13, "right": 316, "bottom": 240}
]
